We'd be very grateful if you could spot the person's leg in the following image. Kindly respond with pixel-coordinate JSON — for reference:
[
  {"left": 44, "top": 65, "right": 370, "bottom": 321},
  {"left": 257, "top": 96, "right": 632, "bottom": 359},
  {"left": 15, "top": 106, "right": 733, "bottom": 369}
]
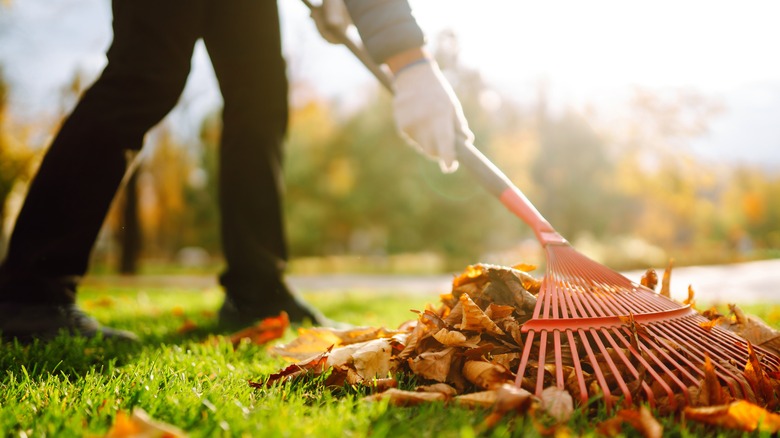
[
  {"left": 0, "top": 0, "right": 205, "bottom": 341},
  {"left": 202, "top": 0, "right": 327, "bottom": 325}
]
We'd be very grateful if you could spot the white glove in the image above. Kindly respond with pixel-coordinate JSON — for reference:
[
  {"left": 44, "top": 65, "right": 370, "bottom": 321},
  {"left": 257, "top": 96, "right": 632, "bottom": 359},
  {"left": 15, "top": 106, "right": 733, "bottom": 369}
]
[
  {"left": 392, "top": 59, "right": 474, "bottom": 173},
  {"left": 310, "top": 0, "right": 352, "bottom": 44}
]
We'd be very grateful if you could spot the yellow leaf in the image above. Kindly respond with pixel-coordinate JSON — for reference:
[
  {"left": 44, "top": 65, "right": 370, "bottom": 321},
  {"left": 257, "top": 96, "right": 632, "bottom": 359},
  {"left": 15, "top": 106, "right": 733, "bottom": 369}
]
[{"left": 684, "top": 400, "right": 780, "bottom": 433}]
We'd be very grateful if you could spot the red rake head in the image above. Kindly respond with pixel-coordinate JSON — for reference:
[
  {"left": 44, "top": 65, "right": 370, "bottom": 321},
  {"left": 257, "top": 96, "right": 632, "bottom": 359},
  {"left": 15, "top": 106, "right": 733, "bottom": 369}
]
[{"left": 514, "top": 243, "right": 780, "bottom": 410}]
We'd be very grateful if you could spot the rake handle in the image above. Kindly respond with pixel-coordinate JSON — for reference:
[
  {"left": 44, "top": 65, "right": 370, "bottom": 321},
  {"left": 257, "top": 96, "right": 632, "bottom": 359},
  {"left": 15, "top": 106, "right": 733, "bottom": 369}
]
[{"left": 303, "top": 0, "right": 564, "bottom": 245}]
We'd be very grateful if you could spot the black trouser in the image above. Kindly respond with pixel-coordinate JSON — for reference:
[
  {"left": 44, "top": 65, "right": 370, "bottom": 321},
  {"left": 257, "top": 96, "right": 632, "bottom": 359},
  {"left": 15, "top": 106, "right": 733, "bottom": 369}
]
[{"left": 0, "top": 0, "right": 289, "bottom": 304}]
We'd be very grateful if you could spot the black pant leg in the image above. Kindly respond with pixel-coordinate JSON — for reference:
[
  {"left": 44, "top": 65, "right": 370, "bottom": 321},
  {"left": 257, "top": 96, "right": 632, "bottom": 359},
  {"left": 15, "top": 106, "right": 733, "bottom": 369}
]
[
  {"left": 0, "top": 0, "right": 205, "bottom": 303},
  {"left": 202, "top": 0, "right": 291, "bottom": 301}
]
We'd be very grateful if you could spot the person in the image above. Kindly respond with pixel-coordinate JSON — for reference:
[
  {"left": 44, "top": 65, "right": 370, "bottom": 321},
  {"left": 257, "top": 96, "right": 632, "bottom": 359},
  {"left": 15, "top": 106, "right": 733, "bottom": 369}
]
[{"left": 0, "top": 0, "right": 473, "bottom": 342}]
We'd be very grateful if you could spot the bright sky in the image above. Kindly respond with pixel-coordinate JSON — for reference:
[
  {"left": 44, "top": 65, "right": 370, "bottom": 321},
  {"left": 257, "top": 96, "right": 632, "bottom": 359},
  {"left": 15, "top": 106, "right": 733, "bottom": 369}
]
[{"left": 2, "top": 0, "right": 780, "bottom": 167}]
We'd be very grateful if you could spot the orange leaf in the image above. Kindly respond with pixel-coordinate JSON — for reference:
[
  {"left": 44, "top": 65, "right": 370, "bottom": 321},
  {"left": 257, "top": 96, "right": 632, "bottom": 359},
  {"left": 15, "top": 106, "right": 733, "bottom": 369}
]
[
  {"left": 660, "top": 259, "right": 673, "bottom": 298},
  {"left": 105, "top": 408, "right": 186, "bottom": 438},
  {"left": 176, "top": 319, "right": 198, "bottom": 335},
  {"left": 640, "top": 268, "right": 658, "bottom": 290},
  {"left": 683, "top": 285, "right": 696, "bottom": 308},
  {"left": 229, "top": 312, "right": 289, "bottom": 347},
  {"left": 699, "top": 317, "right": 725, "bottom": 333},
  {"left": 684, "top": 400, "right": 780, "bottom": 433}
]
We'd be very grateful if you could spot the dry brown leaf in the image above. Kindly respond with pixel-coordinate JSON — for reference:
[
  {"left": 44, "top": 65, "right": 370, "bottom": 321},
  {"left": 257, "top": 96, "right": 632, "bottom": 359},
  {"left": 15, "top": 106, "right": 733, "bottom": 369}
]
[
  {"left": 616, "top": 406, "right": 663, "bottom": 438},
  {"left": 455, "top": 389, "right": 499, "bottom": 408},
  {"left": 486, "top": 303, "right": 515, "bottom": 321},
  {"left": 683, "top": 285, "right": 696, "bottom": 308},
  {"left": 540, "top": 386, "right": 574, "bottom": 424},
  {"left": 698, "top": 354, "right": 727, "bottom": 406},
  {"left": 229, "top": 312, "right": 289, "bottom": 347},
  {"left": 105, "top": 408, "right": 187, "bottom": 438},
  {"left": 483, "top": 384, "right": 537, "bottom": 429},
  {"left": 699, "top": 317, "right": 726, "bottom": 332},
  {"left": 431, "top": 328, "right": 481, "bottom": 348},
  {"left": 728, "top": 304, "right": 780, "bottom": 357},
  {"left": 416, "top": 383, "right": 459, "bottom": 397},
  {"left": 660, "top": 259, "right": 673, "bottom": 298},
  {"left": 260, "top": 347, "right": 333, "bottom": 386},
  {"left": 363, "top": 388, "right": 447, "bottom": 406},
  {"left": 351, "top": 338, "right": 395, "bottom": 380},
  {"left": 459, "top": 294, "right": 505, "bottom": 335},
  {"left": 684, "top": 400, "right": 780, "bottom": 433},
  {"left": 408, "top": 347, "right": 456, "bottom": 382},
  {"left": 744, "top": 341, "right": 776, "bottom": 408},
  {"left": 269, "top": 327, "right": 343, "bottom": 361},
  {"left": 463, "top": 360, "right": 515, "bottom": 390},
  {"left": 640, "top": 268, "right": 658, "bottom": 291}
]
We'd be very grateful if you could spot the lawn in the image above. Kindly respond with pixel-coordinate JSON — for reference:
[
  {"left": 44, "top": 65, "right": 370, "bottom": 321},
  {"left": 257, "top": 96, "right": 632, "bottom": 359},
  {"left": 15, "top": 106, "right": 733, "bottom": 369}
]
[{"left": 0, "top": 284, "right": 777, "bottom": 437}]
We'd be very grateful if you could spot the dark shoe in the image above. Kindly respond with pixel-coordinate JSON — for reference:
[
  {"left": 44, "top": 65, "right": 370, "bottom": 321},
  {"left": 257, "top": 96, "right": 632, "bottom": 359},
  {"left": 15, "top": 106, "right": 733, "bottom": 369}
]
[
  {"left": 218, "top": 281, "right": 343, "bottom": 329},
  {"left": 0, "top": 302, "right": 139, "bottom": 343}
]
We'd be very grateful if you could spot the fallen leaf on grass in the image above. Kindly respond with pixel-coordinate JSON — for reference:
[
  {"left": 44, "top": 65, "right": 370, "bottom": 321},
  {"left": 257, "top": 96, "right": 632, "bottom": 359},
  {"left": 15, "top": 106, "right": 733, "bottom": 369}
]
[
  {"left": 540, "top": 386, "right": 574, "bottom": 424},
  {"left": 363, "top": 388, "right": 448, "bottom": 406},
  {"left": 597, "top": 406, "right": 662, "bottom": 438},
  {"left": 684, "top": 400, "right": 780, "bottom": 433},
  {"left": 176, "top": 319, "right": 198, "bottom": 335},
  {"left": 105, "top": 408, "right": 186, "bottom": 438},
  {"left": 483, "top": 384, "right": 538, "bottom": 429},
  {"left": 229, "top": 312, "right": 289, "bottom": 347},
  {"left": 258, "top": 347, "right": 333, "bottom": 387},
  {"left": 462, "top": 360, "right": 515, "bottom": 390},
  {"left": 351, "top": 338, "right": 395, "bottom": 380}
]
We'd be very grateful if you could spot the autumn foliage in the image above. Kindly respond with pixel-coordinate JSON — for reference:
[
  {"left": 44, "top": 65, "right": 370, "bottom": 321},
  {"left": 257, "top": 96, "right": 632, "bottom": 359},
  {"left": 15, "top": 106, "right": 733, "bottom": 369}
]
[{"left": 259, "top": 263, "right": 780, "bottom": 433}]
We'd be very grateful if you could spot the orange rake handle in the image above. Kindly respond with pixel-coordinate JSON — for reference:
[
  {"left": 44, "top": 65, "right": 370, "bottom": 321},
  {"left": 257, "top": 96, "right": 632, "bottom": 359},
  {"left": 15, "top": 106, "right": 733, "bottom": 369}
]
[{"left": 456, "top": 142, "right": 567, "bottom": 246}]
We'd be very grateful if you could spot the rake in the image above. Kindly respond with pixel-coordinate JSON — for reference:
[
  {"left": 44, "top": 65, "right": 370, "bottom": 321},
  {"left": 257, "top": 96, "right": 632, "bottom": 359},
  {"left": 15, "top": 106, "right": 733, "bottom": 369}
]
[{"left": 303, "top": 1, "right": 780, "bottom": 409}]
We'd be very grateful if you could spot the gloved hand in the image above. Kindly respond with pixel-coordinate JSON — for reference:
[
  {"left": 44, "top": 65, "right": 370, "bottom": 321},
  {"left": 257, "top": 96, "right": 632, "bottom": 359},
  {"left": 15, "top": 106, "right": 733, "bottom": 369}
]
[
  {"left": 392, "top": 59, "right": 474, "bottom": 173},
  {"left": 310, "top": 0, "right": 352, "bottom": 44}
]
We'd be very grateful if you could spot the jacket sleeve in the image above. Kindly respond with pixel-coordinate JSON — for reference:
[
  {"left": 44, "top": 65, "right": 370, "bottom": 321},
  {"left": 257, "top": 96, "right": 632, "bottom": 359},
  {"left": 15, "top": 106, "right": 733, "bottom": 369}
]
[{"left": 343, "top": 0, "right": 425, "bottom": 63}]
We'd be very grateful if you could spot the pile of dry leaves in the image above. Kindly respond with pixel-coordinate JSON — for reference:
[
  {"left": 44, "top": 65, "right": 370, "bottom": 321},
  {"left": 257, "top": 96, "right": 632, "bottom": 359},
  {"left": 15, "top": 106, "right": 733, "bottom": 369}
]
[{"left": 250, "top": 263, "right": 780, "bottom": 435}]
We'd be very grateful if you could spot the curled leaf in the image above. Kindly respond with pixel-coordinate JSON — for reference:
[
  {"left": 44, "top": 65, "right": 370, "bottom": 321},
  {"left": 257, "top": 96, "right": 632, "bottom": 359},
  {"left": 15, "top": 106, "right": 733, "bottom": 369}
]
[
  {"left": 640, "top": 268, "right": 658, "bottom": 290},
  {"left": 459, "top": 295, "right": 504, "bottom": 335},
  {"left": 660, "top": 259, "right": 673, "bottom": 298},
  {"left": 463, "top": 360, "right": 514, "bottom": 390},
  {"left": 684, "top": 400, "right": 780, "bottom": 433}
]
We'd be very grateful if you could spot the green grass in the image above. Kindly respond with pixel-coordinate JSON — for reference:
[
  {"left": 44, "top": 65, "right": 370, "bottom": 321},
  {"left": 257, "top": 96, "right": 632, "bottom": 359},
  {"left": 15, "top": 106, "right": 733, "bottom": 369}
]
[{"left": 1, "top": 286, "right": 777, "bottom": 437}]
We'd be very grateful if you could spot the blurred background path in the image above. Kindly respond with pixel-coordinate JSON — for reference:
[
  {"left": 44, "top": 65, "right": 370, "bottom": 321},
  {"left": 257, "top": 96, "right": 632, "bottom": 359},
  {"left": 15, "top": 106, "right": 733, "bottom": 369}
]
[{"left": 84, "top": 259, "right": 780, "bottom": 305}]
